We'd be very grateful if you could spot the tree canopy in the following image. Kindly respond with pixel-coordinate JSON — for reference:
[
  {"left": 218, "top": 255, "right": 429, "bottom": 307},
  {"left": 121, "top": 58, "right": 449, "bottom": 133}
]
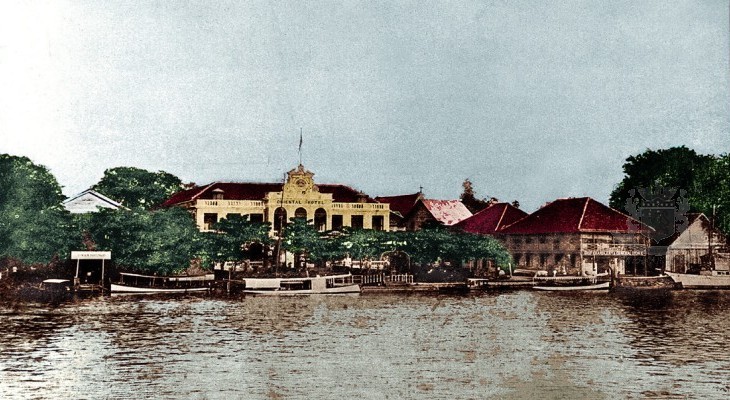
[
  {"left": 83, "top": 207, "right": 202, "bottom": 275},
  {"left": 93, "top": 166, "right": 184, "bottom": 210},
  {"left": 0, "top": 154, "right": 78, "bottom": 264},
  {"left": 610, "top": 147, "right": 730, "bottom": 235}
]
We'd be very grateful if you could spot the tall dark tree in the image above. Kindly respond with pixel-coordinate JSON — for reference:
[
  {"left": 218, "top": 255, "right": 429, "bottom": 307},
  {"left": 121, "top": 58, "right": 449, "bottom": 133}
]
[
  {"left": 0, "top": 154, "right": 78, "bottom": 264},
  {"left": 460, "top": 178, "right": 491, "bottom": 213},
  {"left": 93, "top": 166, "right": 184, "bottom": 210},
  {"left": 609, "top": 146, "right": 713, "bottom": 212}
]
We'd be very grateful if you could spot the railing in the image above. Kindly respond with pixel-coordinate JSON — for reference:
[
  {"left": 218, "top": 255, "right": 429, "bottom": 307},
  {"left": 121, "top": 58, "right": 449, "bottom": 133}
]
[
  {"left": 353, "top": 273, "right": 413, "bottom": 285},
  {"left": 197, "top": 200, "right": 265, "bottom": 208},
  {"left": 330, "top": 203, "right": 387, "bottom": 210}
]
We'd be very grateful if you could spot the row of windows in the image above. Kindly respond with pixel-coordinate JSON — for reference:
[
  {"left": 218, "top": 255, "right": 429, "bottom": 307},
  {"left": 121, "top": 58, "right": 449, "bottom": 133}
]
[{"left": 203, "top": 211, "right": 384, "bottom": 232}]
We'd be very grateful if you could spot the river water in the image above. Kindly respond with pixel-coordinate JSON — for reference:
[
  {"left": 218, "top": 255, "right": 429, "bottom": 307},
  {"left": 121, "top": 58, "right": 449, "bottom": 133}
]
[{"left": 1, "top": 290, "right": 729, "bottom": 399}]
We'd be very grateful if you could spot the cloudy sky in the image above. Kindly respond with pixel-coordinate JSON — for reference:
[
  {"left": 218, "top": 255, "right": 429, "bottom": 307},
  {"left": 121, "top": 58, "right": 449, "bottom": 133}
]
[{"left": 1, "top": 0, "right": 728, "bottom": 211}]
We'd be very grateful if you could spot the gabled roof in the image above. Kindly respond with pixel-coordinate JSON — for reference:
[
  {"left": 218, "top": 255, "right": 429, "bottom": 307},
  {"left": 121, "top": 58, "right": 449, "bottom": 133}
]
[
  {"left": 162, "top": 181, "right": 378, "bottom": 207},
  {"left": 454, "top": 202, "right": 528, "bottom": 234},
  {"left": 418, "top": 199, "right": 472, "bottom": 226},
  {"left": 62, "top": 189, "right": 126, "bottom": 213},
  {"left": 500, "top": 197, "right": 646, "bottom": 234},
  {"left": 375, "top": 193, "right": 422, "bottom": 217},
  {"left": 654, "top": 213, "right": 724, "bottom": 246}
]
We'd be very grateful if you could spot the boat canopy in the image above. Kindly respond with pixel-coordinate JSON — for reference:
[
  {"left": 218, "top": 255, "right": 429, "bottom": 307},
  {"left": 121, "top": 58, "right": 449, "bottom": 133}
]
[
  {"left": 42, "top": 279, "right": 71, "bottom": 284},
  {"left": 119, "top": 272, "right": 214, "bottom": 281}
]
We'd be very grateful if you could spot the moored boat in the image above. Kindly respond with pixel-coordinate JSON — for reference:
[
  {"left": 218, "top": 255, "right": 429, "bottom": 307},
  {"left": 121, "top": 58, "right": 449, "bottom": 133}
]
[
  {"left": 111, "top": 272, "right": 214, "bottom": 294},
  {"left": 664, "top": 270, "right": 730, "bottom": 289},
  {"left": 532, "top": 275, "right": 611, "bottom": 292},
  {"left": 242, "top": 274, "right": 360, "bottom": 295}
]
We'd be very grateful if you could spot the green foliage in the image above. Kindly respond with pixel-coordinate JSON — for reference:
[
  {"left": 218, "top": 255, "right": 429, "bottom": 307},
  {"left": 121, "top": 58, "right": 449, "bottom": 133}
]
[
  {"left": 0, "top": 154, "right": 78, "bottom": 263},
  {"left": 610, "top": 147, "right": 730, "bottom": 236},
  {"left": 398, "top": 226, "right": 509, "bottom": 266},
  {"left": 205, "top": 215, "right": 271, "bottom": 262},
  {"left": 282, "top": 218, "right": 324, "bottom": 261},
  {"left": 84, "top": 207, "right": 201, "bottom": 275},
  {"left": 609, "top": 146, "right": 713, "bottom": 211},
  {"left": 92, "top": 166, "right": 184, "bottom": 210}
]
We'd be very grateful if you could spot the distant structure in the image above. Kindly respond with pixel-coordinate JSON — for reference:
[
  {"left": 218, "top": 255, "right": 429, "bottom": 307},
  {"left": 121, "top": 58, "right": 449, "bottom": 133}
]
[
  {"left": 499, "top": 197, "right": 649, "bottom": 276},
  {"left": 375, "top": 192, "right": 423, "bottom": 231},
  {"left": 62, "top": 189, "right": 126, "bottom": 214},
  {"left": 162, "top": 164, "right": 390, "bottom": 233},
  {"left": 653, "top": 213, "right": 728, "bottom": 273}
]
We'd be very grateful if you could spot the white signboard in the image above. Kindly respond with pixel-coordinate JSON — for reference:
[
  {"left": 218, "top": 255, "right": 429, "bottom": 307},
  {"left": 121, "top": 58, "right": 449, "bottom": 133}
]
[{"left": 71, "top": 251, "right": 112, "bottom": 260}]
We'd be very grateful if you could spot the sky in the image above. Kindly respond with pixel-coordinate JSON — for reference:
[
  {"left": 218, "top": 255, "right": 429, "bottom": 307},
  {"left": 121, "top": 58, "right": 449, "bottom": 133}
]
[{"left": 1, "top": 0, "right": 728, "bottom": 212}]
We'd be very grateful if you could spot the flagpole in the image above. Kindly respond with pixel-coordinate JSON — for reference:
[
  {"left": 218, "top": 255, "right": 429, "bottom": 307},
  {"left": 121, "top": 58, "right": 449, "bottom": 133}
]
[{"left": 299, "top": 127, "right": 303, "bottom": 166}]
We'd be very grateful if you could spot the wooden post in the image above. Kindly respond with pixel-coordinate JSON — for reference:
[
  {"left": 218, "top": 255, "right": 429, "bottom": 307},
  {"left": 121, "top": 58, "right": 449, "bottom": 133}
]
[
  {"left": 74, "top": 259, "right": 80, "bottom": 288},
  {"left": 101, "top": 259, "right": 105, "bottom": 292}
]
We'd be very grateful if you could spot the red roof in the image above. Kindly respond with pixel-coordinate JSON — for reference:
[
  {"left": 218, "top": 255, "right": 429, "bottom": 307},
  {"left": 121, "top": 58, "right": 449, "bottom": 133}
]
[
  {"left": 454, "top": 203, "right": 528, "bottom": 234},
  {"left": 500, "top": 197, "right": 646, "bottom": 234},
  {"left": 162, "top": 182, "right": 377, "bottom": 207},
  {"left": 375, "top": 193, "right": 422, "bottom": 217},
  {"left": 420, "top": 199, "right": 472, "bottom": 226}
]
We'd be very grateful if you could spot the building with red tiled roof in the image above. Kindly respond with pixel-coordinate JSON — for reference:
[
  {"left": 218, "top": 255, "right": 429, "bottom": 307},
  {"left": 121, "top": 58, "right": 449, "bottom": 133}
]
[
  {"left": 499, "top": 197, "right": 650, "bottom": 275},
  {"left": 162, "top": 164, "right": 390, "bottom": 233},
  {"left": 403, "top": 198, "right": 472, "bottom": 230},
  {"left": 374, "top": 192, "right": 423, "bottom": 230},
  {"left": 454, "top": 202, "right": 527, "bottom": 235}
]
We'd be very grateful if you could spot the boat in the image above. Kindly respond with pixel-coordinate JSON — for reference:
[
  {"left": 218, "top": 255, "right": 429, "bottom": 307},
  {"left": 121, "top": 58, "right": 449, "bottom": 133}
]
[
  {"left": 111, "top": 272, "right": 215, "bottom": 294},
  {"left": 665, "top": 270, "right": 730, "bottom": 289},
  {"left": 21, "top": 279, "right": 73, "bottom": 301},
  {"left": 532, "top": 274, "right": 611, "bottom": 292},
  {"left": 665, "top": 252, "right": 730, "bottom": 289},
  {"left": 242, "top": 274, "right": 360, "bottom": 295}
]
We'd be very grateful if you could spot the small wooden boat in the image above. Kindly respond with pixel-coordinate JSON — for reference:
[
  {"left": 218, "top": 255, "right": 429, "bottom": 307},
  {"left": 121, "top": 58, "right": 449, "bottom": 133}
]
[
  {"left": 111, "top": 272, "right": 214, "bottom": 294},
  {"left": 242, "top": 274, "right": 360, "bottom": 295}
]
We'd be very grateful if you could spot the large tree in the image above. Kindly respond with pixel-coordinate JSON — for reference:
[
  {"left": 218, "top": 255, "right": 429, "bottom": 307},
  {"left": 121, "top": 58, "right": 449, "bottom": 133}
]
[
  {"left": 93, "top": 166, "right": 184, "bottom": 210},
  {"left": 0, "top": 154, "right": 78, "bottom": 264},
  {"left": 610, "top": 147, "right": 729, "bottom": 236},
  {"left": 204, "top": 214, "right": 271, "bottom": 263},
  {"left": 609, "top": 146, "right": 713, "bottom": 212},
  {"left": 84, "top": 207, "right": 202, "bottom": 275}
]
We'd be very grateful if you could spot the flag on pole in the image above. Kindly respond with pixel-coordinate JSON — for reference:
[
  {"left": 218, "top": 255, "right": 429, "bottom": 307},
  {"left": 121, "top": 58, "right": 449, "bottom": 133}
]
[{"left": 299, "top": 129, "right": 303, "bottom": 153}]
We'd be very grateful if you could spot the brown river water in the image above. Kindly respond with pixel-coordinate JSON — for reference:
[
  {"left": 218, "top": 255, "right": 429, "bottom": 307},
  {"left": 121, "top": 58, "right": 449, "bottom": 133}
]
[{"left": 1, "top": 290, "right": 729, "bottom": 399}]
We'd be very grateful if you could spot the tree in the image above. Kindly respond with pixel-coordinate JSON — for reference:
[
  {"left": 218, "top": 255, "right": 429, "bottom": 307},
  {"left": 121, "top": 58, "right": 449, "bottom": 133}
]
[
  {"left": 610, "top": 147, "right": 730, "bottom": 236},
  {"left": 93, "top": 166, "right": 184, "bottom": 210},
  {"left": 282, "top": 218, "right": 324, "bottom": 268},
  {"left": 0, "top": 154, "right": 78, "bottom": 264},
  {"left": 609, "top": 146, "right": 713, "bottom": 212},
  {"left": 84, "top": 207, "right": 201, "bottom": 275},
  {"left": 205, "top": 215, "right": 271, "bottom": 262},
  {"left": 460, "top": 178, "right": 491, "bottom": 213}
]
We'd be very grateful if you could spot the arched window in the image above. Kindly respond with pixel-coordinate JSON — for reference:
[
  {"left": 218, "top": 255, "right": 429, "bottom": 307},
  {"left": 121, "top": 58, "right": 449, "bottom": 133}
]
[
  {"left": 314, "top": 208, "right": 327, "bottom": 231},
  {"left": 294, "top": 207, "right": 307, "bottom": 220},
  {"left": 274, "top": 208, "right": 287, "bottom": 233}
]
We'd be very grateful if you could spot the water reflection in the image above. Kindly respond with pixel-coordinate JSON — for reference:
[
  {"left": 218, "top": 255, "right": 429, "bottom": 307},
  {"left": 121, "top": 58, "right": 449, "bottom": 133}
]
[{"left": 1, "top": 291, "right": 729, "bottom": 399}]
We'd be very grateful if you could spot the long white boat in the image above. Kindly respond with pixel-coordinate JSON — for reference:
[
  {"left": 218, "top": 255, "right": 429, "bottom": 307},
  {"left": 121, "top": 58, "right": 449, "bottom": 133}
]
[
  {"left": 533, "top": 281, "right": 610, "bottom": 291},
  {"left": 665, "top": 270, "right": 730, "bottom": 289},
  {"left": 242, "top": 274, "right": 360, "bottom": 295},
  {"left": 533, "top": 274, "right": 611, "bottom": 292},
  {"left": 111, "top": 272, "right": 215, "bottom": 294}
]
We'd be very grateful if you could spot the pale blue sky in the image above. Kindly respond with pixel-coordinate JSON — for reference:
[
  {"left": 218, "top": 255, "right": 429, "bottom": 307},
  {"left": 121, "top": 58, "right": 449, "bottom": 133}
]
[{"left": 1, "top": 0, "right": 728, "bottom": 211}]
